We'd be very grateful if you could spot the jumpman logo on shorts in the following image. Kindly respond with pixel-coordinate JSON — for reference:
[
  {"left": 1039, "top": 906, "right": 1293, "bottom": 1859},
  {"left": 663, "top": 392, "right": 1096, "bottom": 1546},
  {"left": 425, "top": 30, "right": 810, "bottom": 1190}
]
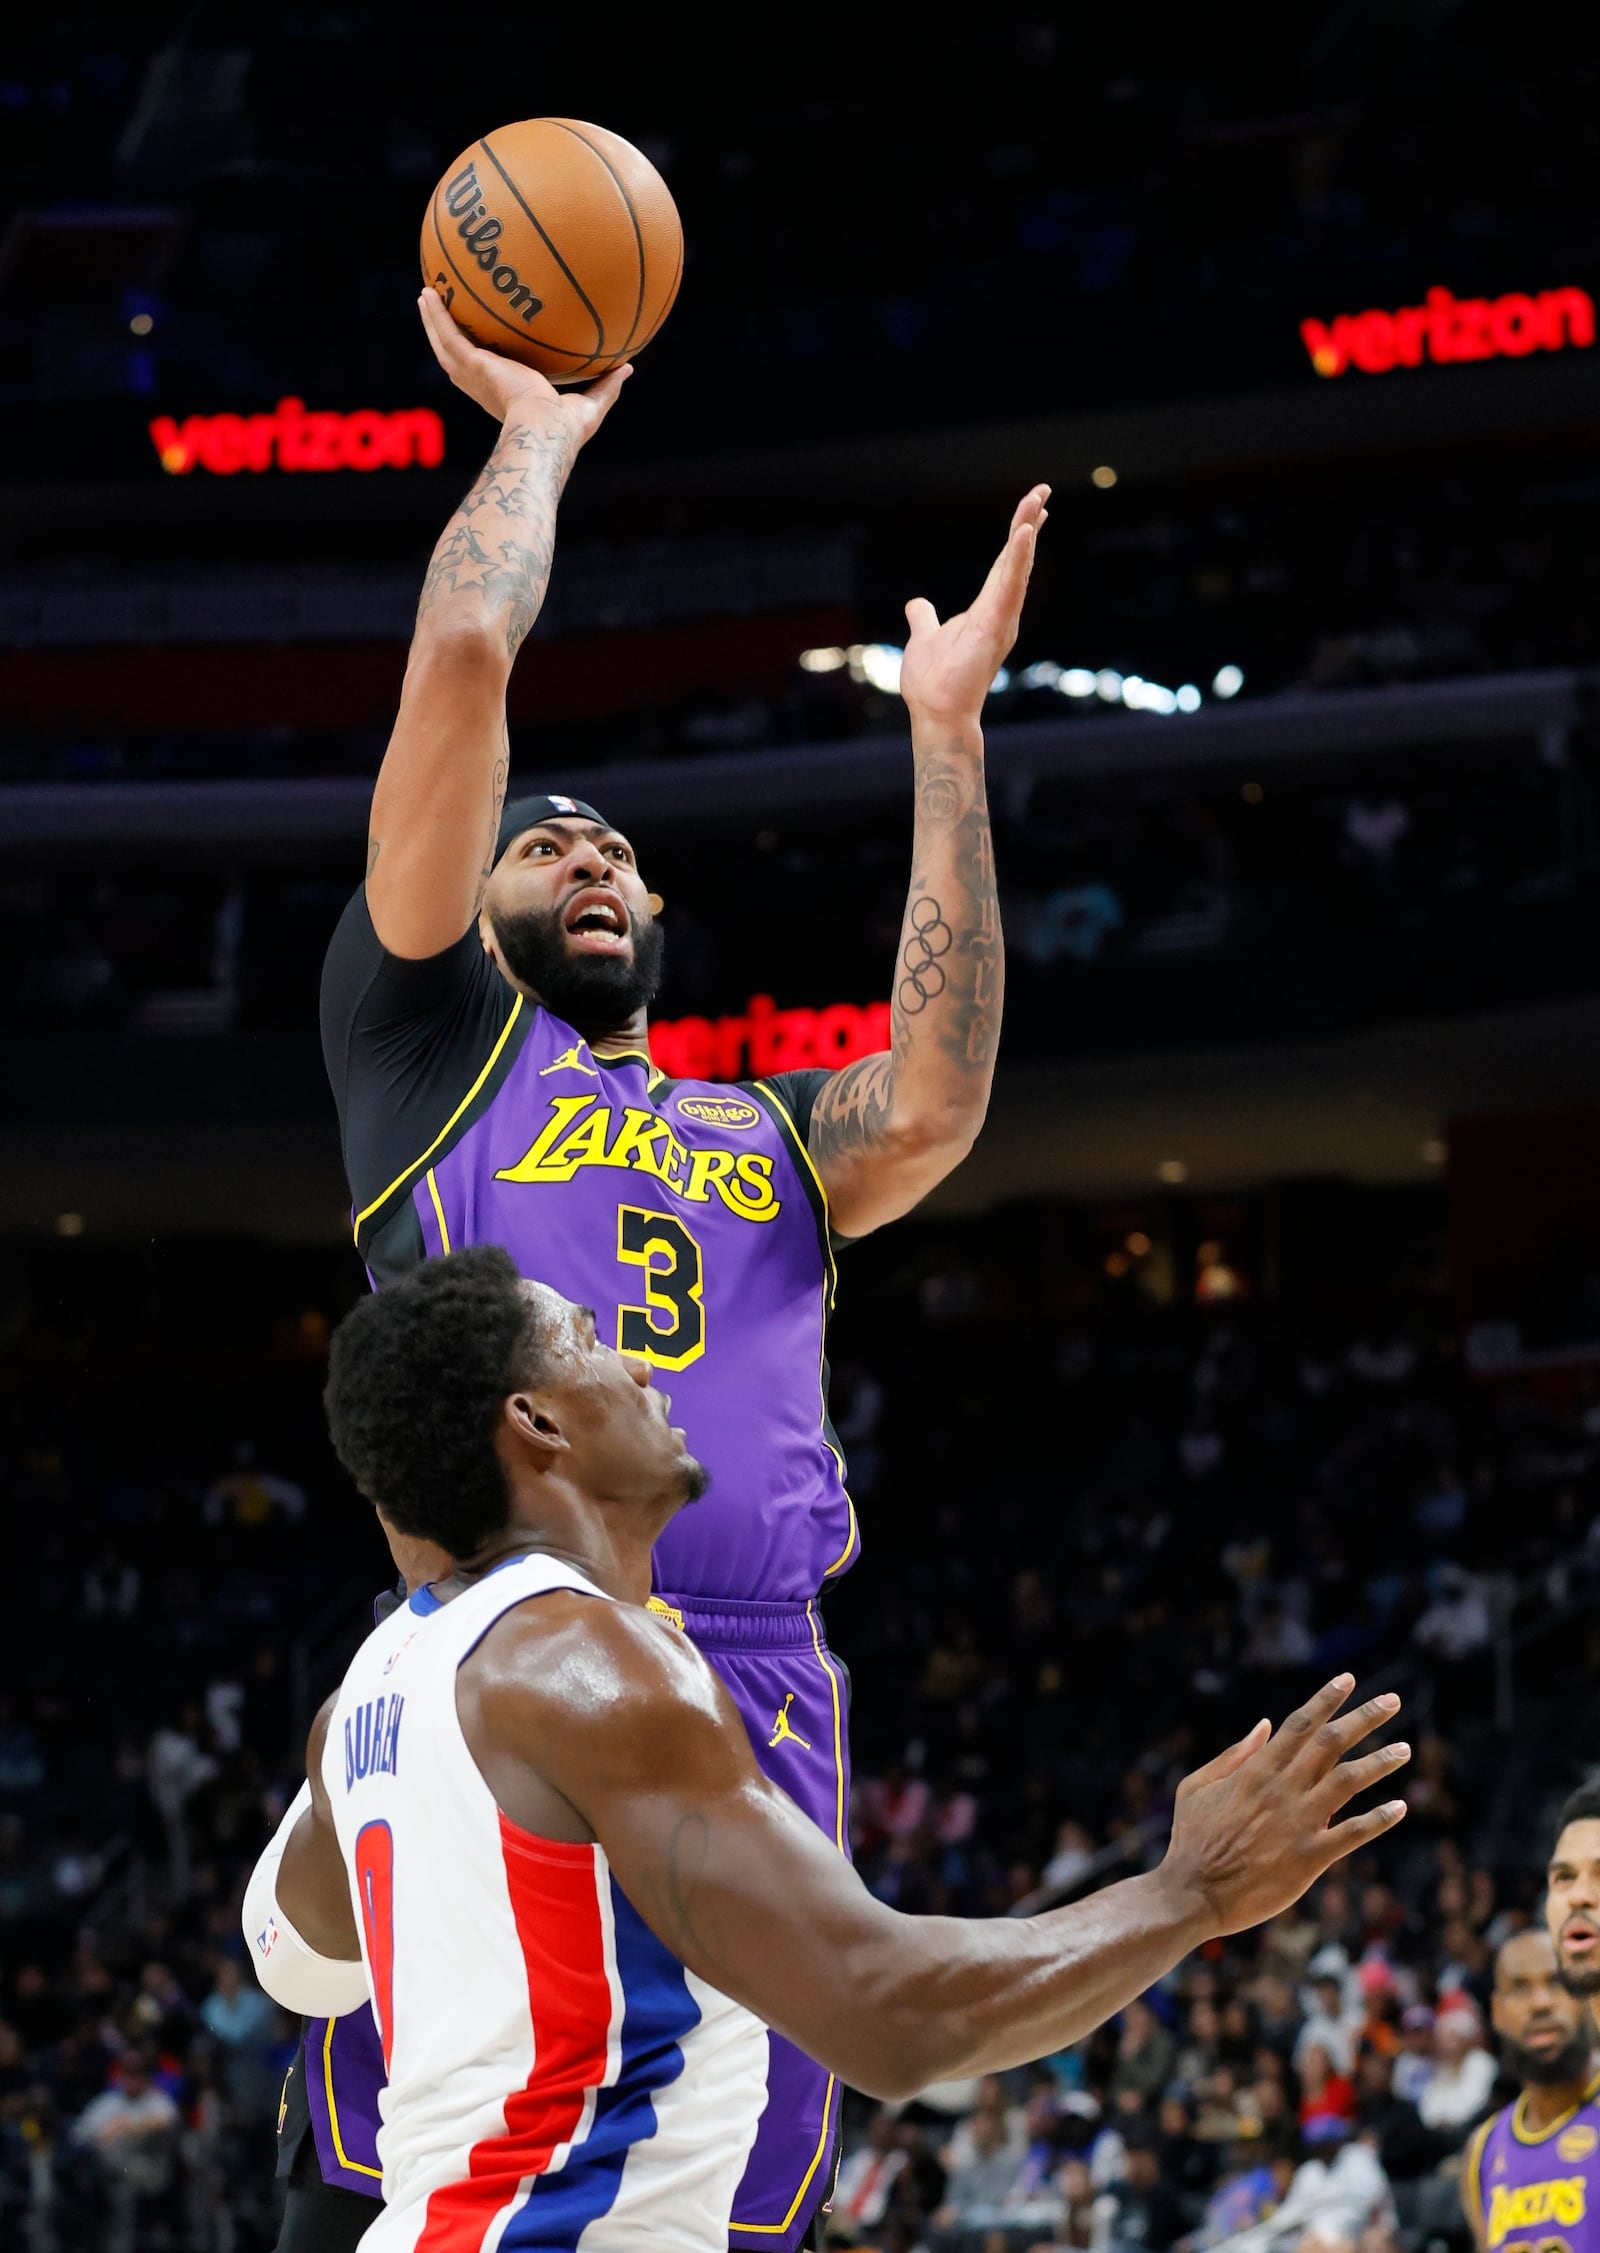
[
  {"left": 540, "top": 1044, "right": 599, "bottom": 1077},
  {"left": 768, "top": 1693, "right": 810, "bottom": 1751}
]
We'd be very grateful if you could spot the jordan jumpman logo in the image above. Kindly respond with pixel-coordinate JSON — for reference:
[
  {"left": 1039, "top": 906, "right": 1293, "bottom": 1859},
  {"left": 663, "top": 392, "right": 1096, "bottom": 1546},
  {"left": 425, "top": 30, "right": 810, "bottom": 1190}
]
[
  {"left": 768, "top": 1694, "right": 810, "bottom": 1750},
  {"left": 540, "top": 1044, "right": 598, "bottom": 1077}
]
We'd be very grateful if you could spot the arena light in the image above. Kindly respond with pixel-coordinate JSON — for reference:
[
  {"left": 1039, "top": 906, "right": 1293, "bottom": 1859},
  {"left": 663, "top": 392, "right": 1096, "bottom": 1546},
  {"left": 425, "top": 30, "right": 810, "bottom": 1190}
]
[
  {"left": 857, "top": 643, "right": 904, "bottom": 694},
  {"left": 1212, "top": 664, "right": 1245, "bottom": 699},
  {"left": 799, "top": 646, "right": 848, "bottom": 673},
  {"left": 989, "top": 667, "right": 1011, "bottom": 695},
  {"left": 1091, "top": 464, "right": 1118, "bottom": 488},
  {"left": 1095, "top": 669, "right": 1124, "bottom": 701},
  {"left": 1059, "top": 668, "right": 1098, "bottom": 698},
  {"left": 1124, "top": 679, "right": 1179, "bottom": 715},
  {"left": 1176, "top": 683, "right": 1202, "bottom": 712}
]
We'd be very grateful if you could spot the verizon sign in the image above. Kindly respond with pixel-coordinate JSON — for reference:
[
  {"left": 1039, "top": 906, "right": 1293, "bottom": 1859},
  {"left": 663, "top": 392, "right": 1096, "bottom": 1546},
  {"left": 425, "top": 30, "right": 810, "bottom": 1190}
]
[
  {"left": 1300, "top": 285, "right": 1595, "bottom": 378},
  {"left": 650, "top": 995, "right": 891, "bottom": 1081},
  {"left": 149, "top": 398, "right": 446, "bottom": 475}
]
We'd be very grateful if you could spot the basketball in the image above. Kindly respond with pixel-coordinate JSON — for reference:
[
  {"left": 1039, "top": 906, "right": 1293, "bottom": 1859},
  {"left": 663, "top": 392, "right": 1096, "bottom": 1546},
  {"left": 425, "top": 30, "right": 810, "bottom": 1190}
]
[{"left": 420, "top": 119, "right": 683, "bottom": 384}]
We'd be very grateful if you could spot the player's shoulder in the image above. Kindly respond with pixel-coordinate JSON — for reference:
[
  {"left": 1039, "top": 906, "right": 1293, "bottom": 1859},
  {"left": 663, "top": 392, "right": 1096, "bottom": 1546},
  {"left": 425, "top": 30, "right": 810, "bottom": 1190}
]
[
  {"left": 473, "top": 1587, "right": 713, "bottom": 1710},
  {"left": 467, "top": 1590, "right": 730, "bottom": 1785}
]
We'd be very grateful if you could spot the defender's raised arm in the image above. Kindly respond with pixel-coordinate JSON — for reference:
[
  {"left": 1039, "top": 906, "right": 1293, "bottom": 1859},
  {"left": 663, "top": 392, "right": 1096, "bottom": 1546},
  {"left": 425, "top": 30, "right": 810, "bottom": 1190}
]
[
  {"left": 364, "top": 290, "right": 630, "bottom": 960},
  {"left": 477, "top": 1609, "right": 1408, "bottom": 2103}
]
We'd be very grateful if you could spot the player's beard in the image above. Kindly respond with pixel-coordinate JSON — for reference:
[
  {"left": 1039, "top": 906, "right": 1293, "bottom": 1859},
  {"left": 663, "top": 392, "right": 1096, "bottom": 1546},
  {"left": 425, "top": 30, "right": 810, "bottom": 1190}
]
[
  {"left": 1500, "top": 2028, "right": 1597, "bottom": 2085},
  {"left": 1558, "top": 1958, "right": 1600, "bottom": 2000},
  {"left": 490, "top": 899, "right": 664, "bottom": 1034}
]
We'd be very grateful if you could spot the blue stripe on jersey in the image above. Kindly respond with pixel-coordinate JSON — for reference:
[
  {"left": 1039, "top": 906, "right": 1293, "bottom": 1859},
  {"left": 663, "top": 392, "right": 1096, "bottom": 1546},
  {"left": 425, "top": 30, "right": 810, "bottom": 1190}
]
[{"left": 501, "top": 1880, "right": 703, "bottom": 2249}]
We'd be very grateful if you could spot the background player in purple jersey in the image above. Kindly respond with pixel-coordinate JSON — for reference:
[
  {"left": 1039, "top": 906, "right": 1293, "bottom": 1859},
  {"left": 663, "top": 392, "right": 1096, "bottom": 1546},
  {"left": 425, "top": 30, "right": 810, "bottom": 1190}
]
[
  {"left": 1464, "top": 1929, "right": 1600, "bottom": 2253},
  {"left": 280, "top": 290, "right": 1047, "bottom": 2251},
  {"left": 1549, "top": 1784, "right": 1600, "bottom": 2013}
]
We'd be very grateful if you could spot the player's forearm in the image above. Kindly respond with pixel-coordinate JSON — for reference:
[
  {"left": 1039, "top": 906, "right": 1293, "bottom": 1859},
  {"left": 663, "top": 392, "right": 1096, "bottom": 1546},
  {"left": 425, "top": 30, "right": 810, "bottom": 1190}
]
[
  {"left": 365, "top": 407, "right": 576, "bottom": 943},
  {"left": 412, "top": 406, "right": 578, "bottom": 661},
  {"left": 882, "top": 721, "right": 1003, "bottom": 1144},
  {"left": 845, "top": 1868, "right": 1210, "bottom": 2099}
]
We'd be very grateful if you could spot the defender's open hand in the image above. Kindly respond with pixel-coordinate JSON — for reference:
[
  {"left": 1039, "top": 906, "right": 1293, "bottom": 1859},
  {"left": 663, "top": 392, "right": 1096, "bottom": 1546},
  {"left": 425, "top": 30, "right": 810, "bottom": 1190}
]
[{"left": 1158, "top": 1674, "right": 1409, "bottom": 1938}]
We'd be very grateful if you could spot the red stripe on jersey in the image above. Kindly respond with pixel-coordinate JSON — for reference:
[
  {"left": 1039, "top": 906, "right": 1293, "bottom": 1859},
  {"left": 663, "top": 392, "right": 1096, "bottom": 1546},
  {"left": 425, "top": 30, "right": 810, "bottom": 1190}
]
[{"left": 413, "top": 1816, "right": 616, "bottom": 2251}]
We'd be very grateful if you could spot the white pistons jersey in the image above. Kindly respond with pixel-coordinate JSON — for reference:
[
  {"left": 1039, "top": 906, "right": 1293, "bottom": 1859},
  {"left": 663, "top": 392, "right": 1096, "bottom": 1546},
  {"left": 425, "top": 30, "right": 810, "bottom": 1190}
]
[{"left": 322, "top": 1552, "right": 768, "bottom": 2251}]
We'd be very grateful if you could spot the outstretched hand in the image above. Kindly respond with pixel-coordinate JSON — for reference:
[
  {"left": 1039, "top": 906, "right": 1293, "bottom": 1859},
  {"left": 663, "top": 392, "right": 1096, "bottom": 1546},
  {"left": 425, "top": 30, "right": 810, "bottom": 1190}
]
[
  {"left": 1158, "top": 1674, "right": 1410, "bottom": 1938},
  {"left": 898, "top": 484, "right": 1049, "bottom": 734},
  {"left": 417, "top": 286, "right": 631, "bottom": 448}
]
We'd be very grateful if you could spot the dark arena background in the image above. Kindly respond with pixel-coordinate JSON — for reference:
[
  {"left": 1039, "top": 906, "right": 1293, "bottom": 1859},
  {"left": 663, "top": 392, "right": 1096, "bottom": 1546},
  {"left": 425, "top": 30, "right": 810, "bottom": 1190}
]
[{"left": 10, "top": 5, "right": 1600, "bottom": 2249}]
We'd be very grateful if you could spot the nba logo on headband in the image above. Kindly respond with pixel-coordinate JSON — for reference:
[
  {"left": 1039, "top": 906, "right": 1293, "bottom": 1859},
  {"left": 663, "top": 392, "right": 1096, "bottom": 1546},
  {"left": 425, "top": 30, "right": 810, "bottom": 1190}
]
[{"left": 548, "top": 794, "right": 578, "bottom": 814}]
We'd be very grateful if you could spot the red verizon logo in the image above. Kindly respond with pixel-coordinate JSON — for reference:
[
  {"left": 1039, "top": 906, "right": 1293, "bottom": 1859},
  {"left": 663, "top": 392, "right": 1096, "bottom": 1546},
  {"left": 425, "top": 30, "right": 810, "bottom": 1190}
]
[
  {"left": 149, "top": 398, "right": 446, "bottom": 475},
  {"left": 1301, "top": 285, "right": 1595, "bottom": 378},
  {"left": 650, "top": 995, "right": 891, "bottom": 1081}
]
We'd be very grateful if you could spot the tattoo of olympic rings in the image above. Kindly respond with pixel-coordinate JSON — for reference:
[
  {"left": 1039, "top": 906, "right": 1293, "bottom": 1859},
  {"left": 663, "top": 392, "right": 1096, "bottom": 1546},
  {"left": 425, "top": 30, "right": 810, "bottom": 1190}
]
[{"left": 899, "top": 896, "right": 953, "bottom": 1013}]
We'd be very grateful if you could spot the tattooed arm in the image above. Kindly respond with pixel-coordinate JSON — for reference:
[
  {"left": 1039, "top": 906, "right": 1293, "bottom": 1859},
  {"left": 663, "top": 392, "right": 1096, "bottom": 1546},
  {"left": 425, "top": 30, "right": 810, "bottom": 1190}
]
[
  {"left": 464, "top": 1600, "right": 1407, "bottom": 2102},
  {"left": 363, "top": 289, "right": 631, "bottom": 960},
  {"left": 808, "top": 489, "right": 1049, "bottom": 1235}
]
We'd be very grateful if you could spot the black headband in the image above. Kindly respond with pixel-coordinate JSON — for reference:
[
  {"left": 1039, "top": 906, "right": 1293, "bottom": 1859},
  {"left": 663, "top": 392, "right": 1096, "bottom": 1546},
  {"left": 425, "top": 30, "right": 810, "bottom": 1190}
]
[{"left": 494, "top": 793, "right": 613, "bottom": 864}]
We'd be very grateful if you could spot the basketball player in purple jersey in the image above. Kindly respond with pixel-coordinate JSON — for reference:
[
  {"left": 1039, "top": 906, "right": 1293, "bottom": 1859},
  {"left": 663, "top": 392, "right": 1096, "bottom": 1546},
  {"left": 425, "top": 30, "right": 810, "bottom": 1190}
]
[
  {"left": 1550, "top": 1784, "right": 1600, "bottom": 2016},
  {"left": 1464, "top": 1929, "right": 1600, "bottom": 2253},
  {"left": 278, "top": 284, "right": 1047, "bottom": 2252}
]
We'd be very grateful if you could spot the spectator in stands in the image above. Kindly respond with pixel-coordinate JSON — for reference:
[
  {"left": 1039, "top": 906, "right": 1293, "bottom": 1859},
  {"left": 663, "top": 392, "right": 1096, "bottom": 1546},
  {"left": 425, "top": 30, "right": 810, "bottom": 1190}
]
[
  {"left": 199, "top": 1954, "right": 277, "bottom": 2119},
  {"left": 1298, "top": 2044, "right": 1358, "bottom": 2138},
  {"left": 1193, "top": 2125, "right": 1299, "bottom": 2245},
  {"left": 831, "top": 2105, "right": 909, "bottom": 2241},
  {"left": 1026, "top": 2152, "right": 1097, "bottom": 2249},
  {"left": 144, "top": 1703, "right": 217, "bottom": 1899},
  {"left": 1296, "top": 1970, "right": 1358, "bottom": 2074},
  {"left": 1095, "top": 2115, "right": 1188, "bottom": 2253},
  {"left": 1415, "top": 2003, "right": 1496, "bottom": 2132},
  {"left": 201, "top": 1437, "right": 306, "bottom": 1530},
  {"left": 931, "top": 2101, "right": 1024, "bottom": 2240},
  {"left": 1391, "top": 2005, "right": 1435, "bottom": 2105},
  {"left": 1111, "top": 1999, "right": 1178, "bottom": 2110},
  {"left": 1260, "top": 2117, "right": 1394, "bottom": 2250},
  {"left": 71, "top": 2045, "right": 179, "bottom": 2253}
]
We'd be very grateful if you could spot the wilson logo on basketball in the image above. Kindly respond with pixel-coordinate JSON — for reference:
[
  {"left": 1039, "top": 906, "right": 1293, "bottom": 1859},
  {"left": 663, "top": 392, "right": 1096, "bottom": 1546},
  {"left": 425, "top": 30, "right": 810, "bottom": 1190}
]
[
  {"left": 441, "top": 163, "right": 545, "bottom": 323},
  {"left": 148, "top": 399, "right": 446, "bottom": 476},
  {"left": 676, "top": 1098, "right": 761, "bottom": 1132},
  {"left": 1301, "top": 284, "right": 1595, "bottom": 378}
]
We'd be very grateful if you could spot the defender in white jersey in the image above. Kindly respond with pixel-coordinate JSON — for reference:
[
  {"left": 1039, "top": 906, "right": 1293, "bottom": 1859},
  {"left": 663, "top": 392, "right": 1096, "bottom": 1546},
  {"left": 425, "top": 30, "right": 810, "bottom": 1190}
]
[
  {"left": 325, "top": 1553, "right": 766, "bottom": 2250},
  {"left": 256, "top": 1246, "right": 1414, "bottom": 2253}
]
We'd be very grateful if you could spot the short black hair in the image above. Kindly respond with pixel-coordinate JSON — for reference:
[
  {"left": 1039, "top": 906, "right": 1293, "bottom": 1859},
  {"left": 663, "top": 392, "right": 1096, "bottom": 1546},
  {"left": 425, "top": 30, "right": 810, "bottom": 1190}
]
[
  {"left": 1557, "top": 1781, "right": 1600, "bottom": 1837},
  {"left": 324, "top": 1246, "right": 549, "bottom": 1556}
]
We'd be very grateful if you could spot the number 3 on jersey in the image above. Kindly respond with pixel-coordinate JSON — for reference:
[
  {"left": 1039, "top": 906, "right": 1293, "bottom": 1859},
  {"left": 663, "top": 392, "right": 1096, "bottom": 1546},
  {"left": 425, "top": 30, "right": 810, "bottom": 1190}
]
[
  {"left": 616, "top": 1206, "right": 706, "bottom": 1370},
  {"left": 353, "top": 1820, "right": 396, "bottom": 2071}
]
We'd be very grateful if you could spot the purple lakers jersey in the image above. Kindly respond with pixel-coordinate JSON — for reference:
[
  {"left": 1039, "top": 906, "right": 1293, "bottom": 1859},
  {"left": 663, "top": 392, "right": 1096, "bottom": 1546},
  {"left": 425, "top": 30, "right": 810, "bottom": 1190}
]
[
  {"left": 1468, "top": 2073, "right": 1600, "bottom": 2253},
  {"left": 353, "top": 1000, "right": 858, "bottom": 1603}
]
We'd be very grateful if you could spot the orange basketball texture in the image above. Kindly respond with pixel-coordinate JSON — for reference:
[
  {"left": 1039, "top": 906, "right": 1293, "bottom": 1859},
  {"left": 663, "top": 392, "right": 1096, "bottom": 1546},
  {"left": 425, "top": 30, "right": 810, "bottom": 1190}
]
[{"left": 421, "top": 119, "right": 683, "bottom": 383}]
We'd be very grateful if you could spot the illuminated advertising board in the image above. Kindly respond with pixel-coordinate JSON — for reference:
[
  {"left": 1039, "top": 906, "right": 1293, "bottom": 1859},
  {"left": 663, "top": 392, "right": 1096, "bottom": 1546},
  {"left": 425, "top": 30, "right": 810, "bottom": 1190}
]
[
  {"left": 1301, "top": 285, "right": 1594, "bottom": 377},
  {"left": 148, "top": 398, "right": 446, "bottom": 474},
  {"left": 649, "top": 995, "right": 891, "bottom": 1081}
]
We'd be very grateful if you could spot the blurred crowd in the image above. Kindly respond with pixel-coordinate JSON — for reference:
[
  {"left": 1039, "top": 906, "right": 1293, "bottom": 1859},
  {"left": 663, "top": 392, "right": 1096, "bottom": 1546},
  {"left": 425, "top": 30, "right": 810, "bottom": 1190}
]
[
  {"left": 3, "top": 1201, "right": 1600, "bottom": 2244},
  {"left": 6, "top": 6, "right": 1600, "bottom": 445},
  {"left": 4, "top": 721, "right": 1594, "bottom": 1079},
  {"left": 821, "top": 1885, "right": 1518, "bottom": 2253}
]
